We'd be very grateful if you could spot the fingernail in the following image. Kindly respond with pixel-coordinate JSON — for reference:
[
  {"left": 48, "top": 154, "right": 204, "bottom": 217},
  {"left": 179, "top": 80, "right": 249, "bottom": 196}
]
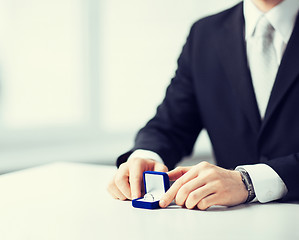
[{"left": 160, "top": 199, "right": 166, "bottom": 208}]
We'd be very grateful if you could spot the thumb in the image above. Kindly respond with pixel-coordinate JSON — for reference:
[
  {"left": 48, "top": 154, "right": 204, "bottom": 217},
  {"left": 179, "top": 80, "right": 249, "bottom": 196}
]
[
  {"left": 167, "top": 166, "right": 192, "bottom": 181},
  {"left": 154, "top": 162, "right": 168, "bottom": 172}
]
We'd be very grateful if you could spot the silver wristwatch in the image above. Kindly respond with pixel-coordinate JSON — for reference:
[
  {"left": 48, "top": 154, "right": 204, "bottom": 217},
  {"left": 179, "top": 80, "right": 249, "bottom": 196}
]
[{"left": 237, "top": 168, "right": 256, "bottom": 203}]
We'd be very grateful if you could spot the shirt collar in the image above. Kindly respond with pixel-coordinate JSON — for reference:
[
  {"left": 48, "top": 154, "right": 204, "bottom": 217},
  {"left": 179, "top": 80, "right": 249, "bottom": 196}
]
[{"left": 244, "top": 0, "right": 299, "bottom": 43}]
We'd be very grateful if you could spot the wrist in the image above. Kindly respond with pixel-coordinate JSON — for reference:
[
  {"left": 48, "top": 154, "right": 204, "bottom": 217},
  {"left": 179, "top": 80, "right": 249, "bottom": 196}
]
[{"left": 128, "top": 149, "right": 164, "bottom": 163}]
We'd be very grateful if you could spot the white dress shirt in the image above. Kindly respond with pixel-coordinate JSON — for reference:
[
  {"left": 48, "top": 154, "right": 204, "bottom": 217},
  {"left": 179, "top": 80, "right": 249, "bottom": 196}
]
[{"left": 129, "top": 0, "right": 299, "bottom": 203}]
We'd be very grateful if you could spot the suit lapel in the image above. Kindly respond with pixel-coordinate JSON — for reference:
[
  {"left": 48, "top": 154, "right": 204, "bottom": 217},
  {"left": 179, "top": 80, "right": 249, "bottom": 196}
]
[
  {"left": 260, "top": 14, "right": 299, "bottom": 134},
  {"left": 217, "top": 3, "right": 261, "bottom": 133},
  {"left": 215, "top": 3, "right": 299, "bottom": 141}
]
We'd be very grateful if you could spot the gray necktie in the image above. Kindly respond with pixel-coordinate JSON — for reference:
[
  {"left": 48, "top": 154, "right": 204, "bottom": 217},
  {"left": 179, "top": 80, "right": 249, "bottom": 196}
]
[{"left": 250, "top": 16, "right": 277, "bottom": 119}]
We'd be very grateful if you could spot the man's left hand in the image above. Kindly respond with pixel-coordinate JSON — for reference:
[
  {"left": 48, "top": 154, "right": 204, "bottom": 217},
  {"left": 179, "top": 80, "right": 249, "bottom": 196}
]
[{"left": 159, "top": 161, "right": 248, "bottom": 210}]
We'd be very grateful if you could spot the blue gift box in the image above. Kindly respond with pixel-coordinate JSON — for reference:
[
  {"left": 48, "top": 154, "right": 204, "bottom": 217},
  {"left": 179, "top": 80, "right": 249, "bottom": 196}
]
[{"left": 132, "top": 171, "right": 170, "bottom": 209}]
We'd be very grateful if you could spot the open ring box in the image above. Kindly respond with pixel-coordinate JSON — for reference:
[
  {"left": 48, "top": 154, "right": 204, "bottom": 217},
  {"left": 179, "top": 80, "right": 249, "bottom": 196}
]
[{"left": 132, "top": 171, "right": 170, "bottom": 209}]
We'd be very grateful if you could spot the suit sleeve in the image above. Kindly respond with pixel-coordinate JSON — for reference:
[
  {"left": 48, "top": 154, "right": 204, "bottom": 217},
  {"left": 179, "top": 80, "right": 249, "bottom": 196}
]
[
  {"left": 262, "top": 154, "right": 299, "bottom": 201},
  {"left": 117, "top": 25, "right": 203, "bottom": 170}
]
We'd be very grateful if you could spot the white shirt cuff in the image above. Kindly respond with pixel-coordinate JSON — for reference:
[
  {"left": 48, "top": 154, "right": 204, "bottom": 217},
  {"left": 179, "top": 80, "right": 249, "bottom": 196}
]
[
  {"left": 128, "top": 149, "right": 164, "bottom": 163},
  {"left": 236, "top": 164, "right": 288, "bottom": 203}
]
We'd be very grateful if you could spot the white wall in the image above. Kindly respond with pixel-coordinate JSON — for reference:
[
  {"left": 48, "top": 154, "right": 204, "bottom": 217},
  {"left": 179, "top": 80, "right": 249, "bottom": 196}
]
[{"left": 0, "top": 0, "right": 241, "bottom": 172}]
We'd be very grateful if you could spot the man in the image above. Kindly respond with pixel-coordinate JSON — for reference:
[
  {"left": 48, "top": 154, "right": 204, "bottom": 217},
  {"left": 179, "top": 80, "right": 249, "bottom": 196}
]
[{"left": 107, "top": 0, "right": 299, "bottom": 210}]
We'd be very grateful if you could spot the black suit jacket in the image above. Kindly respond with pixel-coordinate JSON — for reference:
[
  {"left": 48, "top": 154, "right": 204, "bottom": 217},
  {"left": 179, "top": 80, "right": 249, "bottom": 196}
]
[{"left": 117, "top": 3, "right": 299, "bottom": 201}]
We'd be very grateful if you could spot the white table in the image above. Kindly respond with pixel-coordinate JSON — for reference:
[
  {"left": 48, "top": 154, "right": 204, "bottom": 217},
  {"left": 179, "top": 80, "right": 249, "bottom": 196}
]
[{"left": 0, "top": 162, "right": 298, "bottom": 240}]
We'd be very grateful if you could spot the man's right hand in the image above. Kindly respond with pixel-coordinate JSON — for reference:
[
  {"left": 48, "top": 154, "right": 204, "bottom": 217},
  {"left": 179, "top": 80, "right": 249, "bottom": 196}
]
[{"left": 107, "top": 157, "right": 168, "bottom": 200}]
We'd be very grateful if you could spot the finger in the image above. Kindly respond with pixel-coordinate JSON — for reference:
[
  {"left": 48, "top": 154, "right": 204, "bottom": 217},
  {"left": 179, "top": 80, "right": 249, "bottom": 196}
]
[
  {"left": 107, "top": 182, "right": 127, "bottom": 200},
  {"left": 197, "top": 193, "right": 218, "bottom": 210},
  {"left": 115, "top": 165, "right": 131, "bottom": 199},
  {"left": 129, "top": 163, "right": 144, "bottom": 200},
  {"left": 175, "top": 177, "right": 206, "bottom": 206},
  {"left": 184, "top": 184, "right": 215, "bottom": 209},
  {"left": 154, "top": 162, "right": 168, "bottom": 172},
  {"left": 107, "top": 180, "right": 118, "bottom": 199},
  {"left": 108, "top": 191, "right": 118, "bottom": 199},
  {"left": 167, "top": 166, "right": 192, "bottom": 181},
  {"left": 160, "top": 167, "right": 198, "bottom": 208}
]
